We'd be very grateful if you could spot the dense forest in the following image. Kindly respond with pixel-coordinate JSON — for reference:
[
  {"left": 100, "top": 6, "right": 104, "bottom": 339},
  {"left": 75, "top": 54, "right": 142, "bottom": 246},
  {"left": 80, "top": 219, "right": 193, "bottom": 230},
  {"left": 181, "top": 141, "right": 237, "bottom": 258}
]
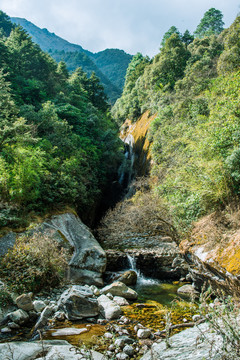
[
  {"left": 112, "top": 8, "right": 240, "bottom": 231},
  {"left": 0, "top": 10, "right": 122, "bottom": 229}
]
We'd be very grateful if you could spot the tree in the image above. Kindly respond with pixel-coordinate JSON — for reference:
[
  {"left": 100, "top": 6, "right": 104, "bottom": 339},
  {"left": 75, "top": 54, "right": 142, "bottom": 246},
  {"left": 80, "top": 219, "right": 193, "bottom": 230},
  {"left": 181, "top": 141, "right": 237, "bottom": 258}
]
[
  {"left": 0, "top": 11, "right": 14, "bottom": 37},
  {"left": 161, "top": 26, "right": 181, "bottom": 47},
  {"left": 194, "top": 8, "right": 224, "bottom": 38},
  {"left": 182, "top": 30, "right": 194, "bottom": 45}
]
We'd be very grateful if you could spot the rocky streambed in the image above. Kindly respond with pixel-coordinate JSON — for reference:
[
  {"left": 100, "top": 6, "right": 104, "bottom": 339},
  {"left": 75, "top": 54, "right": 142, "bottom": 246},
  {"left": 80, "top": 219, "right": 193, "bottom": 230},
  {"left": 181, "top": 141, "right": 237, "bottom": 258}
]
[{"left": 0, "top": 211, "right": 237, "bottom": 359}]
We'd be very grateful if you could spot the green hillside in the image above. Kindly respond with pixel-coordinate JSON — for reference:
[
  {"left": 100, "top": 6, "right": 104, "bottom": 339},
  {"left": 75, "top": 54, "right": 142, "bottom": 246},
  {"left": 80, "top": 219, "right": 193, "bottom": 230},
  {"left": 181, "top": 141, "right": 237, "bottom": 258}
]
[
  {"left": 112, "top": 9, "right": 240, "bottom": 231},
  {"left": 11, "top": 17, "right": 132, "bottom": 103}
]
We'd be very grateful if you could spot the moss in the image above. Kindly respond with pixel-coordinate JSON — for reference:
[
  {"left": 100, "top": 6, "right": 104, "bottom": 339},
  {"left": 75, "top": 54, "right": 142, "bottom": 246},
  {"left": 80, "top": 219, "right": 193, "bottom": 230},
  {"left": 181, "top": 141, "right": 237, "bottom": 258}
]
[{"left": 122, "top": 299, "right": 198, "bottom": 334}]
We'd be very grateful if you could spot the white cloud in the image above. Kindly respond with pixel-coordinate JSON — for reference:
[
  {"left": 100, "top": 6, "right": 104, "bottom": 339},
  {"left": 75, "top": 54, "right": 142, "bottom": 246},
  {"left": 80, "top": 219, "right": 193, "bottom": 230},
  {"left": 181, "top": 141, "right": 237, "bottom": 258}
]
[{"left": 0, "top": 0, "right": 239, "bottom": 56}]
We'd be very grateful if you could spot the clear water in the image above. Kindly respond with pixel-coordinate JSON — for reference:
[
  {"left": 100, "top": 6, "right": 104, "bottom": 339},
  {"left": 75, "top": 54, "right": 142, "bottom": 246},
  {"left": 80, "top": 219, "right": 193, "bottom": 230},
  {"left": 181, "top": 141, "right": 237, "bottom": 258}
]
[{"left": 126, "top": 253, "right": 184, "bottom": 305}]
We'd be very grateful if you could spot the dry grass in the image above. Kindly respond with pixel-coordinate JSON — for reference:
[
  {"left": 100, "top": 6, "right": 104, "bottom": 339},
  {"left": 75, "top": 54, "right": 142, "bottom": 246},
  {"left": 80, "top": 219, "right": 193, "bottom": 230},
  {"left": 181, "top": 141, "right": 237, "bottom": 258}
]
[{"left": 181, "top": 202, "right": 240, "bottom": 274}]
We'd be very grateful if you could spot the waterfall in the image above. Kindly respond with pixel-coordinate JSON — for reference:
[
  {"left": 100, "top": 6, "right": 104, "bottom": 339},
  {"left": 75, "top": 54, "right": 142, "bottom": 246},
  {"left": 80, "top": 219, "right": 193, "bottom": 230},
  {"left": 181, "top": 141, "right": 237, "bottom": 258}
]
[
  {"left": 118, "top": 134, "right": 135, "bottom": 187},
  {"left": 126, "top": 253, "right": 158, "bottom": 286}
]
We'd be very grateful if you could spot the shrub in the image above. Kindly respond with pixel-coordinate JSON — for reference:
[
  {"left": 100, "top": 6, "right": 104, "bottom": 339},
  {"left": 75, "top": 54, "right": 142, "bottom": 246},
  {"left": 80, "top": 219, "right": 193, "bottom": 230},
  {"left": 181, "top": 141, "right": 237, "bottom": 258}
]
[{"left": 0, "top": 233, "right": 68, "bottom": 293}]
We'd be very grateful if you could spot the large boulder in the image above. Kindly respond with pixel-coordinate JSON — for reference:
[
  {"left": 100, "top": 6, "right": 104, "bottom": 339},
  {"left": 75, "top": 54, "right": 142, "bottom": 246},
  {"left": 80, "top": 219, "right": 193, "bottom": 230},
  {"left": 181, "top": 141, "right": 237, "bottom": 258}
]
[
  {"left": 16, "top": 294, "right": 34, "bottom": 311},
  {"left": 57, "top": 285, "right": 99, "bottom": 320},
  {"left": 0, "top": 340, "right": 106, "bottom": 360},
  {"left": 97, "top": 294, "right": 122, "bottom": 320},
  {"left": 100, "top": 281, "right": 138, "bottom": 300},
  {"left": 140, "top": 322, "right": 222, "bottom": 360},
  {"left": 41, "top": 213, "right": 107, "bottom": 286}
]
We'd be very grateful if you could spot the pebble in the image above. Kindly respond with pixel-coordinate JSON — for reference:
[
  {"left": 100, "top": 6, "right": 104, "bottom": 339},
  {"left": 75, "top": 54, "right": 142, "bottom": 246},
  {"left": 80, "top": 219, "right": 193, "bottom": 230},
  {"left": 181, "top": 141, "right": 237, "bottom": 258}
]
[
  {"left": 104, "top": 332, "right": 113, "bottom": 339},
  {"left": 115, "top": 338, "right": 125, "bottom": 349},
  {"left": 1, "top": 327, "right": 12, "bottom": 333},
  {"left": 137, "top": 328, "right": 151, "bottom": 339},
  {"left": 123, "top": 345, "right": 135, "bottom": 356},
  {"left": 116, "top": 353, "right": 129, "bottom": 359}
]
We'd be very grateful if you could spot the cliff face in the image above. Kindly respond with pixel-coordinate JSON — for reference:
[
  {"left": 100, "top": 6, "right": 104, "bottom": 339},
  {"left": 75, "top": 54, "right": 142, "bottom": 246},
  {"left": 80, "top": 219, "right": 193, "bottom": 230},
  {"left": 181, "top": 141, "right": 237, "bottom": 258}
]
[{"left": 120, "top": 111, "right": 157, "bottom": 178}]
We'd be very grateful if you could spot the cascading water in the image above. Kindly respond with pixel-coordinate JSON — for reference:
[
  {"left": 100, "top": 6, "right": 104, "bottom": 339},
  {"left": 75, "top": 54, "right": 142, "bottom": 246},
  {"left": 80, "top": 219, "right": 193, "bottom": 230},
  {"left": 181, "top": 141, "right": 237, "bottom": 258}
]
[
  {"left": 126, "top": 253, "right": 158, "bottom": 286},
  {"left": 126, "top": 253, "right": 185, "bottom": 304}
]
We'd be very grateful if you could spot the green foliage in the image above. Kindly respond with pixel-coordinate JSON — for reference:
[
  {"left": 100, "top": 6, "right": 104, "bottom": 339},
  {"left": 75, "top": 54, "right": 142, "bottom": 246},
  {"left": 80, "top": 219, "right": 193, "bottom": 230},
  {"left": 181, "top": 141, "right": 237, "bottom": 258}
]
[
  {"left": 194, "top": 8, "right": 224, "bottom": 38},
  {"left": 0, "top": 11, "right": 14, "bottom": 38},
  {"left": 161, "top": 26, "right": 181, "bottom": 47},
  {"left": 0, "top": 285, "right": 13, "bottom": 307},
  {"left": 112, "top": 13, "right": 240, "bottom": 232},
  {"left": 0, "top": 16, "right": 122, "bottom": 226},
  {"left": 0, "top": 234, "right": 67, "bottom": 293},
  {"left": 217, "top": 16, "right": 240, "bottom": 74}
]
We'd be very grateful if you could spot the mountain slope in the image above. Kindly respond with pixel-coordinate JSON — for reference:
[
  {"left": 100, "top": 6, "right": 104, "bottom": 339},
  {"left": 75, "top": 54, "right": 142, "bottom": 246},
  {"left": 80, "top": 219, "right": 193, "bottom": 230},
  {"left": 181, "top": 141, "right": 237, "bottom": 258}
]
[
  {"left": 11, "top": 17, "right": 132, "bottom": 102},
  {"left": 92, "top": 49, "right": 132, "bottom": 90}
]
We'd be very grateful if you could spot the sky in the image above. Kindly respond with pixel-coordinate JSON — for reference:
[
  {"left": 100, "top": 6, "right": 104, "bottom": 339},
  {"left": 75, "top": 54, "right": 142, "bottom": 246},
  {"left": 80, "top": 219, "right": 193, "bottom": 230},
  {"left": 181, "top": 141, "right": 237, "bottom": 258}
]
[{"left": 0, "top": 0, "right": 240, "bottom": 57}]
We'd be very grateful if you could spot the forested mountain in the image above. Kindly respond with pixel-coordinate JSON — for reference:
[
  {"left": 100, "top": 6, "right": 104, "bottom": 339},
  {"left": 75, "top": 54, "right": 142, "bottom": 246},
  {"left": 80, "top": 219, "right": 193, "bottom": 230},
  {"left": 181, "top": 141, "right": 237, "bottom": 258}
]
[
  {"left": 112, "top": 9, "right": 240, "bottom": 231},
  {"left": 0, "top": 10, "right": 122, "bottom": 228},
  {"left": 11, "top": 17, "right": 132, "bottom": 103}
]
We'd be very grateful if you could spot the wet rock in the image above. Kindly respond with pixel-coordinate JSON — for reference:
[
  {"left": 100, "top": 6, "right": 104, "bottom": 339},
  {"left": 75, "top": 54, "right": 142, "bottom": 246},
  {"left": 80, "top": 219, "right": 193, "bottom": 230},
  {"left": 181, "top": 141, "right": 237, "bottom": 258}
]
[
  {"left": 8, "top": 309, "right": 29, "bottom": 325},
  {"left": 100, "top": 281, "right": 138, "bottom": 300},
  {"left": 51, "top": 328, "right": 88, "bottom": 336},
  {"left": 57, "top": 285, "right": 99, "bottom": 321},
  {"left": 98, "top": 295, "right": 122, "bottom": 320},
  {"left": 16, "top": 294, "right": 34, "bottom": 311},
  {"left": 137, "top": 328, "right": 151, "bottom": 339},
  {"left": 117, "top": 270, "right": 137, "bottom": 286},
  {"left": 33, "top": 300, "right": 46, "bottom": 313}
]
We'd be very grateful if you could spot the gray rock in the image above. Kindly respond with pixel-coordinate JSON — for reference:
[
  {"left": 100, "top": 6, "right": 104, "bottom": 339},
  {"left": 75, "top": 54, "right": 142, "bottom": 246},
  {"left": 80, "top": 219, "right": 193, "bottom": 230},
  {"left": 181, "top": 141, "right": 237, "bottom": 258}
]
[
  {"left": 8, "top": 309, "right": 29, "bottom": 324},
  {"left": 123, "top": 345, "right": 135, "bottom": 356},
  {"left": 34, "top": 305, "right": 55, "bottom": 331},
  {"left": 116, "top": 353, "right": 129, "bottom": 359},
  {"left": 137, "top": 328, "right": 151, "bottom": 339},
  {"left": 16, "top": 294, "right": 34, "bottom": 311},
  {"left": 54, "top": 311, "right": 66, "bottom": 321},
  {"left": 33, "top": 300, "right": 46, "bottom": 313},
  {"left": 115, "top": 338, "right": 126, "bottom": 348},
  {"left": 1, "top": 326, "right": 12, "bottom": 333},
  {"left": 42, "top": 213, "right": 107, "bottom": 286},
  {"left": 114, "top": 296, "right": 129, "bottom": 306},
  {"left": 104, "top": 332, "right": 113, "bottom": 339},
  {"left": 192, "top": 314, "right": 201, "bottom": 322},
  {"left": 100, "top": 281, "right": 138, "bottom": 300},
  {"left": 0, "top": 340, "right": 106, "bottom": 360},
  {"left": 0, "top": 232, "right": 16, "bottom": 256},
  {"left": 140, "top": 323, "right": 223, "bottom": 360},
  {"left": 98, "top": 295, "right": 122, "bottom": 320},
  {"left": 8, "top": 322, "right": 20, "bottom": 329},
  {"left": 57, "top": 286, "right": 99, "bottom": 321},
  {"left": 177, "top": 284, "right": 199, "bottom": 297}
]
